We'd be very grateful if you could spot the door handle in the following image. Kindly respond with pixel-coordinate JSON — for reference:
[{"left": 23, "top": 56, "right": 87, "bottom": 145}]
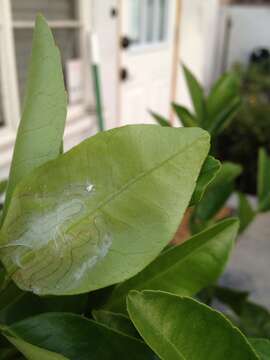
[
  {"left": 120, "top": 36, "right": 132, "bottom": 49},
  {"left": 120, "top": 68, "right": 129, "bottom": 81}
]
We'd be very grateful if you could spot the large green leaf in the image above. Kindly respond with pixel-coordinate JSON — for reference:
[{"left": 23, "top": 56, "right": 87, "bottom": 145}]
[
  {"left": 3, "top": 15, "right": 67, "bottom": 219},
  {"left": 105, "top": 218, "right": 238, "bottom": 313},
  {"left": 249, "top": 338, "right": 270, "bottom": 360},
  {"left": 2, "top": 313, "right": 153, "bottom": 359},
  {"left": 257, "top": 148, "right": 270, "bottom": 212},
  {"left": 190, "top": 156, "right": 221, "bottom": 206},
  {"left": 0, "top": 125, "right": 209, "bottom": 295},
  {"left": 172, "top": 103, "right": 197, "bottom": 127},
  {"left": 238, "top": 193, "right": 256, "bottom": 233},
  {"left": 183, "top": 65, "right": 206, "bottom": 125},
  {"left": 127, "top": 290, "right": 259, "bottom": 360},
  {"left": 191, "top": 162, "right": 242, "bottom": 232}
]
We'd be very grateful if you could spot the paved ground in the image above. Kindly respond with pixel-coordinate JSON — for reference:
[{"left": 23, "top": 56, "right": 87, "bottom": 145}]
[{"left": 220, "top": 212, "right": 270, "bottom": 309}]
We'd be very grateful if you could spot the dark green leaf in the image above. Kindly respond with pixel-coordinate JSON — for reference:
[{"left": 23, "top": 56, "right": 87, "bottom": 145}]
[
  {"left": 191, "top": 162, "right": 242, "bottom": 231},
  {"left": 0, "top": 125, "right": 209, "bottom": 295},
  {"left": 190, "top": 156, "right": 221, "bottom": 206},
  {"left": 149, "top": 111, "right": 170, "bottom": 127},
  {"left": 257, "top": 148, "right": 270, "bottom": 212},
  {"left": 105, "top": 218, "right": 238, "bottom": 313},
  {"left": 127, "top": 290, "right": 259, "bottom": 360},
  {"left": 172, "top": 103, "right": 197, "bottom": 127},
  {"left": 0, "top": 287, "right": 88, "bottom": 325},
  {"left": 238, "top": 193, "right": 256, "bottom": 233},
  {"left": 92, "top": 309, "right": 139, "bottom": 338},
  {"left": 3, "top": 15, "right": 67, "bottom": 220},
  {"left": 0, "top": 181, "right": 7, "bottom": 195},
  {"left": 183, "top": 65, "right": 206, "bottom": 125},
  {"left": 3, "top": 313, "right": 153, "bottom": 359},
  {"left": 249, "top": 338, "right": 270, "bottom": 360}
]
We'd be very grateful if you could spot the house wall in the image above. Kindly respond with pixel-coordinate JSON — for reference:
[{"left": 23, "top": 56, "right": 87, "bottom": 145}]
[{"left": 175, "top": 0, "right": 221, "bottom": 112}]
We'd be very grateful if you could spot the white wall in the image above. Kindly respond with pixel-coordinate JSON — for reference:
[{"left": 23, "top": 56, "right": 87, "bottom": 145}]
[
  {"left": 221, "top": 5, "right": 270, "bottom": 70},
  {"left": 175, "top": 0, "right": 220, "bottom": 112}
]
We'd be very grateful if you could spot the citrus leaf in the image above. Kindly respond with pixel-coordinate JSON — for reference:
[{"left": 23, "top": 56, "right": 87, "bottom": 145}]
[
  {"left": 191, "top": 162, "right": 242, "bottom": 227},
  {"left": 92, "top": 309, "right": 139, "bottom": 338},
  {"left": 183, "top": 65, "right": 206, "bottom": 125},
  {"left": 249, "top": 338, "right": 270, "bottom": 360},
  {"left": 3, "top": 15, "right": 67, "bottom": 219},
  {"left": 238, "top": 193, "right": 256, "bottom": 234},
  {"left": 172, "top": 103, "right": 197, "bottom": 127},
  {"left": 190, "top": 156, "right": 221, "bottom": 206},
  {"left": 257, "top": 148, "right": 270, "bottom": 212},
  {"left": 105, "top": 218, "right": 238, "bottom": 313},
  {"left": 127, "top": 290, "right": 259, "bottom": 360},
  {"left": 149, "top": 111, "right": 171, "bottom": 127},
  {"left": 2, "top": 313, "right": 153, "bottom": 359},
  {"left": 0, "top": 125, "right": 209, "bottom": 295},
  {"left": 207, "top": 72, "right": 240, "bottom": 121}
]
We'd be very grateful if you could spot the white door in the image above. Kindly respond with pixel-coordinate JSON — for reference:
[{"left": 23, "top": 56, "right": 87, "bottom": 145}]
[{"left": 119, "top": 0, "right": 177, "bottom": 126}]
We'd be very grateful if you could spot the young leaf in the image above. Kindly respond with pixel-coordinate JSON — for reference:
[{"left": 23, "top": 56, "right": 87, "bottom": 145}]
[
  {"left": 192, "top": 162, "right": 242, "bottom": 225},
  {"left": 207, "top": 72, "right": 240, "bottom": 122},
  {"left": 0, "top": 125, "right": 210, "bottom": 295},
  {"left": 149, "top": 111, "right": 171, "bottom": 127},
  {"left": 2, "top": 313, "right": 154, "bottom": 359},
  {"left": 257, "top": 148, "right": 270, "bottom": 212},
  {"left": 3, "top": 15, "right": 67, "bottom": 219},
  {"left": 238, "top": 192, "right": 256, "bottom": 234},
  {"left": 207, "top": 96, "right": 241, "bottom": 137},
  {"left": 105, "top": 218, "right": 238, "bottom": 313},
  {"left": 172, "top": 103, "right": 197, "bottom": 127},
  {"left": 183, "top": 65, "right": 206, "bottom": 125},
  {"left": 0, "top": 180, "right": 7, "bottom": 195},
  {"left": 249, "top": 338, "right": 270, "bottom": 360},
  {"left": 190, "top": 156, "right": 221, "bottom": 206},
  {"left": 92, "top": 309, "right": 139, "bottom": 338},
  {"left": 127, "top": 290, "right": 259, "bottom": 360}
]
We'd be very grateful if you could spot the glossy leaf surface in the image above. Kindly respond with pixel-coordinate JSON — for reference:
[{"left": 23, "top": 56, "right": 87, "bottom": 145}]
[
  {"left": 249, "top": 338, "right": 270, "bottom": 360},
  {"left": 3, "top": 313, "right": 153, "bottom": 360},
  {"left": 105, "top": 218, "right": 238, "bottom": 313},
  {"left": 0, "top": 125, "right": 209, "bottom": 295},
  {"left": 127, "top": 290, "right": 259, "bottom": 360},
  {"left": 92, "top": 310, "right": 138, "bottom": 338}
]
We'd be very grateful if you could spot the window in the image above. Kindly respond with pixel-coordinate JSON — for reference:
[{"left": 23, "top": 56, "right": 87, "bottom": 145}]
[
  {"left": 0, "top": 0, "right": 93, "bottom": 131},
  {"left": 12, "top": 0, "right": 82, "bottom": 105},
  {"left": 130, "top": 0, "right": 169, "bottom": 47}
]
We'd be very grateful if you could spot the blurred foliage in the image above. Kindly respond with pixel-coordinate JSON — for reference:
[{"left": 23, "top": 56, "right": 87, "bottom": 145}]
[{"left": 216, "top": 60, "right": 270, "bottom": 194}]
